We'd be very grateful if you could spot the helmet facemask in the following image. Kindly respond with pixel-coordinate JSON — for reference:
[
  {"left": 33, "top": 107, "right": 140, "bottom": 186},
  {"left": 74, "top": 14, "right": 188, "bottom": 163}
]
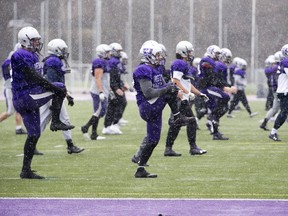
[
  {"left": 58, "top": 47, "right": 70, "bottom": 60},
  {"left": 143, "top": 48, "right": 161, "bottom": 65},
  {"left": 60, "top": 48, "right": 71, "bottom": 73},
  {"left": 186, "top": 49, "right": 194, "bottom": 63},
  {"left": 26, "top": 35, "right": 43, "bottom": 54}
]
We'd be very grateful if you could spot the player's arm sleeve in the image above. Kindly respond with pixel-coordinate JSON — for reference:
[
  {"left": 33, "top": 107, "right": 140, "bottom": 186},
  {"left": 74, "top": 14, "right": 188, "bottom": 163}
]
[
  {"left": 110, "top": 67, "right": 120, "bottom": 91},
  {"left": 23, "top": 65, "right": 65, "bottom": 94},
  {"left": 139, "top": 78, "right": 167, "bottom": 99}
]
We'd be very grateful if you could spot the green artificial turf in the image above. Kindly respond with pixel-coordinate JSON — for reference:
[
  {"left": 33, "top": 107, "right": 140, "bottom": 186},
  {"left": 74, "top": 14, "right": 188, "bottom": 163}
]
[{"left": 0, "top": 99, "right": 287, "bottom": 199}]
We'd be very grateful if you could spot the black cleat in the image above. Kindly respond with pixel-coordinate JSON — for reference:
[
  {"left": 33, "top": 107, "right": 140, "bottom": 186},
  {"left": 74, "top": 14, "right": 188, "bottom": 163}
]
[
  {"left": 34, "top": 149, "right": 44, "bottom": 155},
  {"left": 16, "top": 128, "right": 27, "bottom": 135},
  {"left": 164, "top": 149, "right": 182, "bottom": 157},
  {"left": 67, "top": 146, "right": 85, "bottom": 154},
  {"left": 131, "top": 155, "right": 139, "bottom": 164},
  {"left": 190, "top": 148, "right": 207, "bottom": 155},
  {"left": 213, "top": 132, "right": 229, "bottom": 140},
  {"left": 131, "top": 155, "right": 149, "bottom": 166},
  {"left": 90, "top": 133, "right": 98, "bottom": 140},
  {"left": 134, "top": 167, "right": 157, "bottom": 178},
  {"left": 20, "top": 170, "right": 45, "bottom": 179},
  {"left": 269, "top": 133, "right": 281, "bottom": 141},
  {"left": 81, "top": 125, "right": 88, "bottom": 134},
  {"left": 260, "top": 124, "right": 269, "bottom": 131},
  {"left": 172, "top": 115, "right": 195, "bottom": 127},
  {"left": 50, "top": 122, "right": 75, "bottom": 131}
]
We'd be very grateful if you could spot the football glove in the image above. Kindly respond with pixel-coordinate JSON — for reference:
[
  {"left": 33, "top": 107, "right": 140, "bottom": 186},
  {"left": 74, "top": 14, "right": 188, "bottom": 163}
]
[
  {"left": 166, "top": 83, "right": 178, "bottom": 94},
  {"left": 188, "top": 92, "right": 196, "bottom": 101},
  {"left": 99, "top": 92, "right": 105, "bottom": 101},
  {"left": 200, "top": 93, "right": 209, "bottom": 102},
  {"left": 66, "top": 95, "right": 74, "bottom": 106}
]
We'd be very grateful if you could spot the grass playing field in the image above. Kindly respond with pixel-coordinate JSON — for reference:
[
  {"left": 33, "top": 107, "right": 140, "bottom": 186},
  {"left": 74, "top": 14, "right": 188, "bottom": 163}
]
[{"left": 0, "top": 98, "right": 287, "bottom": 199}]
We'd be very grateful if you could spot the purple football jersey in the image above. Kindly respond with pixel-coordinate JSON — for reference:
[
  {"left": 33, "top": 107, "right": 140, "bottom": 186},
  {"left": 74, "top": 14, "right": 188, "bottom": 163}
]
[
  {"left": 215, "top": 61, "right": 228, "bottom": 82},
  {"left": 171, "top": 59, "right": 190, "bottom": 77},
  {"left": 133, "top": 63, "right": 165, "bottom": 106},
  {"left": 91, "top": 58, "right": 110, "bottom": 76},
  {"left": 43, "top": 55, "right": 65, "bottom": 83},
  {"left": 1, "top": 59, "right": 11, "bottom": 80},
  {"left": 11, "top": 48, "right": 43, "bottom": 99}
]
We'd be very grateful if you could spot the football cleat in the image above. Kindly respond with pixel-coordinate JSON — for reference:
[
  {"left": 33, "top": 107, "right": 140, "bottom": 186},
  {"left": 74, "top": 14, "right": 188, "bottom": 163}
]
[
  {"left": 131, "top": 155, "right": 140, "bottom": 164},
  {"left": 269, "top": 133, "right": 281, "bottom": 141},
  {"left": 164, "top": 148, "right": 182, "bottom": 157},
  {"left": 90, "top": 133, "right": 106, "bottom": 140},
  {"left": 34, "top": 149, "right": 44, "bottom": 155},
  {"left": 118, "top": 118, "right": 128, "bottom": 126},
  {"left": 20, "top": 170, "right": 45, "bottom": 179},
  {"left": 259, "top": 124, "right": 269, "bottom": 131},
  {"left": 250, "top": 112, "right": 258, "bottom": 118},
  {"left": 81, "top": 126, "right": 91, "bottom": 140},
  {"left": 226, "top": 114, "right": 235, "bottom": 118},
  {"left": 213, "top": 132, "right": 229, "bottom": 140},
  {"left": 131, "top": 155, "right": 149, "bottom": 166},
  {"left": 81, "top": 125, "right": 88, "bottom": 133},
  {"left": 82, "top": 133, "right": 91, "bottom": 141},
  {"left": 190, "top": 148, "right": 207, "bottom": 155},
  {"left": 67, "top": 146, "right": 85, "bottom": 154},
  {"left": 102, "top": 126, "right": 115, "bottom": 135},
  {"left": 50, "top": 122, "right": 74, "bottom": 131},
  {"left": 90, "top": 133, "right": 97, "bottom": 140},
  {"left": 110, "top": 124, "right": 123, "bottom": 134},
  {"left": 96, "top": 136, "right": 106, "bottom": 140},
  {"left": 16, "top": 128, "right": 27, "bottom": 135},
  {"left": 134, "top": 167, "right": 157, "bottom": 178}
]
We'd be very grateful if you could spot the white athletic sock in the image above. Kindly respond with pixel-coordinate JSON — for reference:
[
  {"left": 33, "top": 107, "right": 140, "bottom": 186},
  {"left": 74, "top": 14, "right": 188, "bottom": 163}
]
[
  {"left": 271, "top": 128, "right": 277, "bottom": 135},
  {"left": 16, "top": 125, "right": 22, "bottom": 130}
]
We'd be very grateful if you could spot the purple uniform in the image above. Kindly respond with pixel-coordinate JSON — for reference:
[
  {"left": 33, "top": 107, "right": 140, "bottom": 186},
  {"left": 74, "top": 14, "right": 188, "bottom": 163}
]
[
  {"left": 133, "top": 63, "right": 168, "bottom": 143},
  {"left": 233, "top": 69, "right": 247, "bottom": 91},
  {"left": 92, "top": 58, "right": 110, "bottom": 75},
  {"left": 234, "top": 68, "right": 245, "bottom": 77},
  {"left": 43, "top": 55, "right": 65, "bottom": 83},
  {"left": 265, "top": 65, "right": 278, "bottom": 92},
  {"left": 2, "top": 59, "right": 11, "bottom": 81},
  {"left": 171, "top": 59, "right": 193, "bottom": 80},
  {"left": 108, "top": 56, "right": 125, "bottom": 92},
  {"left": 229, "top": 63, "right": 236, "bottom": 85},
  {"left": 109, "top": 56, "right": 125, "bottom": 74},
  {"left": 189, "top": 65, "right": 198, "bottom": 86},
  {"left": 158, "top": 64, "right": 171, "bottom": 83},
  {"left": 90, "top": 58, "right": 110, "bottom": 117},
  {"left": 11, "top": 48, "right": 63, "bottom": 136},
  {"left": 198, "top": 56, "right": 230, "bottom": 111},
  {"left": 1, "top": 58, "right": 15, "bottom": 115},
  {"left": 215, "top": 61, "right": 229, "bottom": 86},
  {"left": 103, "top": 56, "right": 126, "bottom": 128}
]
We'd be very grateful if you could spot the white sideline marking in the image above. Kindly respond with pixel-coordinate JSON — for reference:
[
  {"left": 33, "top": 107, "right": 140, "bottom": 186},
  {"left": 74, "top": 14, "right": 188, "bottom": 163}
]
[{"left": 1, "top": 197, "right": 288, "bottom": 202}]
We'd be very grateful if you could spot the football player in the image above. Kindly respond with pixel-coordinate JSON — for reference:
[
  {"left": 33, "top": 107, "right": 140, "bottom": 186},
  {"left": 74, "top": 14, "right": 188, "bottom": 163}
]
[{"left": 11, "top": 27, "right": 74, "bottom": 179}]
